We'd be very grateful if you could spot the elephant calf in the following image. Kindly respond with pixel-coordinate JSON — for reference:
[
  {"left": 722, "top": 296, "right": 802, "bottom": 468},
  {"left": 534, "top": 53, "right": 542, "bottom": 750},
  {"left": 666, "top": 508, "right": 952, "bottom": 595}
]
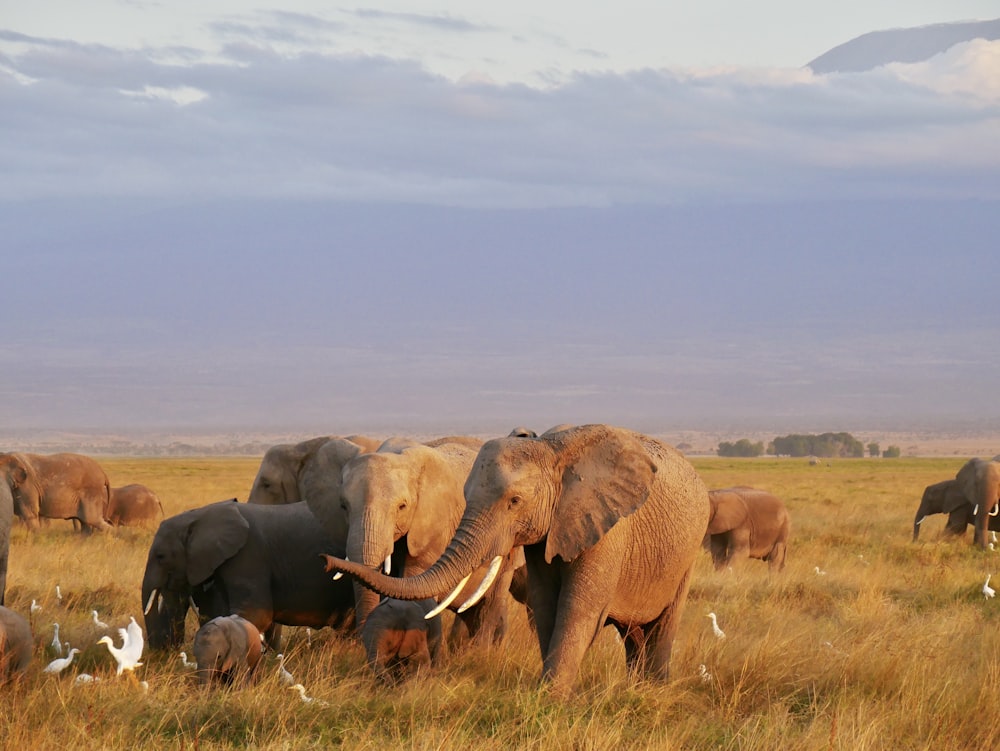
[
  {"left": 914, "top": 476, "right": 1000, "bottom": 542},
  {"left": 193, "top": 614, "right": 264, "bottom": 687},
  {"left": 705, "top": 487, "right": 790, "bottom": 572},
  {"left": 107, "top": 484, "right": 163, "bottom": 527},
  {"left": 0, "top": 606, "right": 32, "bottom": 684},
  {"left": 361, "top": 598, "right": 442, "bottom": 685}
]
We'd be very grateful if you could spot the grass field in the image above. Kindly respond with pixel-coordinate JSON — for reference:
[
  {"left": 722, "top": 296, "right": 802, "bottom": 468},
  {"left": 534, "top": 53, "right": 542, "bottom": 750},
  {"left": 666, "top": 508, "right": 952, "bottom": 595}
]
[{"left": 1, "top": 454, "right": 998, "bottom": 750}]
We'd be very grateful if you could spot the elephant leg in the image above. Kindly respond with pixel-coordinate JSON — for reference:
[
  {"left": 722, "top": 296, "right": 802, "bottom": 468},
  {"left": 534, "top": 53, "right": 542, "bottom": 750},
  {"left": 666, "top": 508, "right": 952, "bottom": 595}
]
[
  {"left": 541, "top": 580, "right": 609, "bottom": 695},
  {"left": 728, "top": 528, "right": 751, "bottom": 562},
  {"left": 767, "top": 541, "right": 787, "bottom": 572},
  {"left": 633, "top": 564, "right": 693, "bottom": 682},
  {"left": 263, "top": 623, "right": 282, "bottom": 651},
  {"left": 708, "top": 535, "right": 729, "bottom": 570},
  {"left": 446, "top": 615, "right": 470, "bottom": 652},
  {"left": 944, "top": 509, "right": 968, "bottom": 538},
  {"left": 524, "top": 544, "right": 560, "bottom": 659}
]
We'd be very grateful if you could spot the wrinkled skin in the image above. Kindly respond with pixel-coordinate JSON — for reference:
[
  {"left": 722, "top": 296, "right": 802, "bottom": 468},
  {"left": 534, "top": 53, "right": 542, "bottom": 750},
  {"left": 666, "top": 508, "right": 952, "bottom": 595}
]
[
  {"left": 329, "top": 437, "right": 515, "bottom": 642},
  {"left": 361, "top": 598, "right": 442, "bottom": 685},
  {"left": 323, "top": 424, "right": 710, "bottom": 696},
  {"left": 0, "top": 606, "right": 31, "bottom": 683},
  {"left": 141, "top": 499, "right": 354, "bottom": 651},
  {"left": 107, "top": 484, "right": 163, "bottom": 527},
  {"left": 193, "top": 614, "right": 264, "bottom": 687},
  {"left": 0, "top": 452, "right": 111, "bottom": 533},
  {"left": 0, "top": 482, "right": 11, "bottom": 604},
  {"left": 704, "top": 487, "right": 790, "bottom": 572},
  {"left": 956, "top": 458, "right": 1000, "bottom": 549}
]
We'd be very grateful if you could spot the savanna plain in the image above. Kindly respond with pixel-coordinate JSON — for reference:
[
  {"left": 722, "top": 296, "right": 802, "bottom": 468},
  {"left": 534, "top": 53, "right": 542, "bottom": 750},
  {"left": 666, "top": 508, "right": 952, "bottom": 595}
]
[{"left": 2, "top": 453, "right": 998, "bottom": 750}]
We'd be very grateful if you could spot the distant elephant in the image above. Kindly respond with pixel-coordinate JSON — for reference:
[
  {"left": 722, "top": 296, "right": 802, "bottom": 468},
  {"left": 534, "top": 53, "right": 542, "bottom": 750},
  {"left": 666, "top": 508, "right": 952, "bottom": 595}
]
[
  {"left": 323, "top": 424, "right": 710, "bottom": 696},
  {"left": 0, "top": 481, "right": 11, "bottom": 604},
  {"left": 911, "top": 479, "right": 998, "bottom": 541},
  {"left": 193, "top": 614, "right": 264, "bottom": 687},
  {"left": 315, "top": 437, "right": 516, "bottom": 644},
  {"left": 0, "top": 452, "right": 111, "bottom": 533},
  {"left": 361, "top": 598, "right": 442, "bottom": 685},
  {"left": 107, "top": 484, "right": 163, "bottom": 527},
  {"left": 141, "top": 499, "right": 355, "bottom": 651},
  {"left": 704, "top": 487, "right": 790, "bottom": 572},
  {"left": 956, "top": 458, "right": 1000, "bottom": 549},
  {"left": 0, "top": 606, "right": 32, "bottom": 683}
]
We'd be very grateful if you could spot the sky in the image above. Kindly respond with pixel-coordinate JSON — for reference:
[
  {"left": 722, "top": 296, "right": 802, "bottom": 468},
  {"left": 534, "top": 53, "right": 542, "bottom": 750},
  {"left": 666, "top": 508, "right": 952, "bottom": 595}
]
[{"left": 1, "top": 2, "right": 999, "bottom": 442}]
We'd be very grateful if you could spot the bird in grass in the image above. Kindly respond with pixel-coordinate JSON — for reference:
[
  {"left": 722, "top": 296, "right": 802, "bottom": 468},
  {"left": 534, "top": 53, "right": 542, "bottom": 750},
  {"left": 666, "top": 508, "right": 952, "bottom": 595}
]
[
  {"left": 178, "top": 651, "right": 197, "bottom": 669},
  {"left": 290, "top": 683, "right": 327, "bottom": 706},
  {"left": 276, "top": 653, "right": 294, "bottom": 685},
  {"left": 50, "top": 623, "right": 63, "bottom": 656},
  {"left": 30, "top": 599, "right": 41, "bottom": 616},
  {"left": 984, "top": 574, "right": 995, "bottom": 600},
  {"left": 75, "top": 673, "right": 100, "bottom": 685},
  {"left": 698, "top": 664, "right": 712, "bottom": 684},
  {"left": 706, "top": 612, "right": 726, "bottom": 639},
  {"left": 56, "top": 585, "right": 63, "bottom": 605},
  {"left": 98, "top": 617, "right": 144, "bottom": 676},
  {"left": 43, "top": 648, "right": 80, "bottom": 675},
  {"left": 91, "top": 610, "right": 109, "bottom": 629},
  {"left": 814, "top": 566, "right": 827, "bottom": 576}
]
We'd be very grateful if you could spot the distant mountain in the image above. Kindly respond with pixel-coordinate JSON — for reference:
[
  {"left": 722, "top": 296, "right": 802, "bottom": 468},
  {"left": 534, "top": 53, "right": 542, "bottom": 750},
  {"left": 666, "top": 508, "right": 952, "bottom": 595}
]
[{"left": 807, "top": 17, "right": 1000, "bottom": 73}]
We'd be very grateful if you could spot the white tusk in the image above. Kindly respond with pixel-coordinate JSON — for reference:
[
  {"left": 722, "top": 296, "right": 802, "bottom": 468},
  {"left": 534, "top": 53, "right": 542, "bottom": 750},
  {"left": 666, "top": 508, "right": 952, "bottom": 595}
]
[
  {"left": 332, "top": 554, "right": 349, "bottom": 581},
  {"left": 143, "top": 588, "right": 159, "bottom": 616},
  {"left": 974, "top": 505, "right": 979, "bottom": 516},
  {"left": 915, "top": 517, "right": 925, "bottom": 525},
  {"left": 990, "top": 504, "right": 999, "bottom": 518},
  {"left": 384, "top": 554, "right": 392, "bottom": 575},
  {"left": 425, "top": 573, "right": 473, "bottom": 620},
  {"left": 457, "top": 556, "right": 504, "bottom": 613}
]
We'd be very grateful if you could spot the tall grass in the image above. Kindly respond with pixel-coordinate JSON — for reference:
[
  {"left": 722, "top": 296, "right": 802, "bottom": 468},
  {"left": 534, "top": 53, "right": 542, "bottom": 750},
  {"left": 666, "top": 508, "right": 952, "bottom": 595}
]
[{"left": 2, "top": 455, "right": 997, "bottom": 749}]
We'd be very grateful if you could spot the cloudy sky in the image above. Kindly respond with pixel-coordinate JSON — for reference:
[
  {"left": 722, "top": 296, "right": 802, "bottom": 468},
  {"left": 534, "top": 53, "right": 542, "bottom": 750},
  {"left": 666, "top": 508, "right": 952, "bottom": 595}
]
[{"left": 2, "top": 2, "right": 999, "bottom": 441}]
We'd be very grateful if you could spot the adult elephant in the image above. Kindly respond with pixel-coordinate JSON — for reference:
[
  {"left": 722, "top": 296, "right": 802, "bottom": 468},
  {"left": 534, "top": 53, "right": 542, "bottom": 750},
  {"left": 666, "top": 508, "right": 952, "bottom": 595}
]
[
  {"left": 0, "top": 482, "right": 11, "bottom": 605},
  {"left": 912, "top": 479, "right": 980, "bottom": 541},
  {"left": 704, "top": 487, "right": 790, "bottom": 572},
  {"left": 107, "top": 484, "right": 163, "bottom": 527},
  {"left": 323, "top": 424, "right": 710, "bottom": 696},
  {"left": 0, "top": 452, "right": 111, "bottom": 533},
  {"left": 314, "top": 436, "right": 516, "bottom": 642},
  {"left": 141, "top": 499, "right": 354, "bottom": 651},
  {"left": 956, "top": 458, "right": 1000, "bottom": 549}
]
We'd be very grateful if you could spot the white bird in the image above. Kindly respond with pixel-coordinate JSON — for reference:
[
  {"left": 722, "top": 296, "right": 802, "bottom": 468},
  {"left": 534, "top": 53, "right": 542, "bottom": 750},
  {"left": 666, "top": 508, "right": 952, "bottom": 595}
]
[
  {"left": 92, "top": 610, "right": 109, "bottom": 629},
  {"left": 698, "top": 664, "right": 712, "bottom": 684},
  {"left": 98, "top": 616, "right": 144, "bottom": 676},
  {"left": 992, "top": 531, "right": 998, "bottom": 544},
  {"left": 984, "top": 574, "right": 995, "bottom": 599},
  {"left": 30, "top": 599, "right": 41, "bottom": 617},
  {"left": 706, "top": 612, "right": 726, "bottom": 639},
  {"left": 276, "top": 653, "right": 294, "bottom": 685},
  {"left": 289, "top": 683, "right": 327, "bottom": 706},
  {"left": 305, "top": 627, "right": 313, "bottom": 646},
  {"left": 56, "top": 585, "right": 63, "bottom": 604},
  {"left": 179, "top": 651, "right": 197, "bottom": 669},
  {"left": 50, "top": 623, "right": 63, "bottom": 656},
  {"left": 75, "top": 673, "right": 100, "bottom": 684},
  {"left": 43, "top": 648, "right": 80, "bottom": 675},
  {"left": 814, "top": 566, "right": 827, "bottom": 576}
]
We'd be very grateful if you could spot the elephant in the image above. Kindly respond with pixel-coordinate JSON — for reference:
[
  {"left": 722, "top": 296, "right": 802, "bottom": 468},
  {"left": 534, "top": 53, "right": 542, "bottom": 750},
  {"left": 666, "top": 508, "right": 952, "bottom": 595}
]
[
  {"left": 192, "top": 614, "right": 264, "bottom": 687},
  {"left": 956, "top": 458, "right": 1000, "bottom": 549},
  {"left": 361, "top": 598, "right": 442, "bottom": 685},
  {"left": 322, "top": 424, "right": 711, "bottom": 696},
  {"left": 0, "top": 606, "right": 32, "bottom": 684},
  {"left": 107, "top": 484, "right": 163, "bottom": 527},
  {"left": 141, "top": 499, "right": 355, "bottom": 652},
  {"left": 704, "top": 487, "right": 790, "bottom": 571},
  {"left": 0, "top": 480, "right": 11, "bottom": 605},
  {"left": 0, "top": 452, "right": 111, "bottom": 533},
  {"left": 912, "top": 479, "right": 985, "bottom": 541}
]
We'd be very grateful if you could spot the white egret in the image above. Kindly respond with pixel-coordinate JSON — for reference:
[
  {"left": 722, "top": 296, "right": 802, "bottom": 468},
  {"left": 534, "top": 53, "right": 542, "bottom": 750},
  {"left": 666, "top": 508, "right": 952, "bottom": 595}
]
[
  {"left": 178, "top": 651, "right": 196, "bottom": 669},
  {"left": 98, "top": 617, "right": 144, "bottom": 676},
  {"left": 92, "top": 610, "right": 109, "bottom": 629},
  {"left": 814, "top": 566, "right": 827, "bottom": 576},
  {"left": 698, "top": 664, "right": 712, "bottom": 683},
  {"left": 43, "top": 648, "right": 80, "bottom": 675},
  {"left": 993, "top": 531, "right": 998, "bottom": 544},
  {"left": 50, "top": 623, "right": 62, "bottom": 656},
  {"left": 56, "top": 585, "right": 63, "bottom": 604},
  {"left": 30, "top": 600, "right": 41, "bottom": 616},
  {"left": 984, "top": 574, "right": 995, "bottom": 599},
  {"left": 276, "top": 653, "right": 294, "bottom": 685},
  {"left": 75, "top": 673, "right": 100, "bottom": 684},
  {"left": 290, "top": 683, "right": 327, "bottom": 706},
  {"left": 706, "top": 612, "right": 726, "bottom": 639}
]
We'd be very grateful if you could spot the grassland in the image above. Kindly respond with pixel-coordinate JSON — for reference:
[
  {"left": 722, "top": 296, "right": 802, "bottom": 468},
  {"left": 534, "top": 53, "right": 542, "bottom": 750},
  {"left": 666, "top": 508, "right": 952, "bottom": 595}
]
[{"left": 1, "top": 454, "right": 998, "bottom": 750}]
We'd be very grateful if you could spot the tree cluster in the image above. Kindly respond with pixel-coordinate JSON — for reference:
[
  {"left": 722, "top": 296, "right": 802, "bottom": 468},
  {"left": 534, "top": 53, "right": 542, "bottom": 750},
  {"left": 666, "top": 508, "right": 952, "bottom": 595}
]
[
  {"left": 770, "top": 432, "right": 865, "bottom": 458},
  {"left": 717, "top": 439, "right": 766, "bottom": 457}
]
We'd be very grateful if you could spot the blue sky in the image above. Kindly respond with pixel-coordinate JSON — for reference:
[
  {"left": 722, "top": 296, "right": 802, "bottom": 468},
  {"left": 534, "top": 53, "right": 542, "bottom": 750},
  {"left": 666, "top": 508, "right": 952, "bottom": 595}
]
[{"left": 1, "top": 4, "right": 998, "bottom": 439}]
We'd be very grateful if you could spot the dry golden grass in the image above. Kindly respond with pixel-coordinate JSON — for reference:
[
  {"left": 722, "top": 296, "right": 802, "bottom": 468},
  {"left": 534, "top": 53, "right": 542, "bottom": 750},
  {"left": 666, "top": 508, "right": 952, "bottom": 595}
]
[{"left": 2, "top": 455, "right": 998, "bottom": 749}]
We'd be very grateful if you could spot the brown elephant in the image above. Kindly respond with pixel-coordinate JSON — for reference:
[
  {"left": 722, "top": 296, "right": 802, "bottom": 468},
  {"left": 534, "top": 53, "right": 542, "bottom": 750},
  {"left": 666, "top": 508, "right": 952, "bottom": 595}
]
[
  {"left": 192, "top": 614, "right": 264, "bottom": 687},
  {"left": 0, "top": 606, "right": 32, "bottom": 684},
  {"left": 704, "top": 487, "right": 790, "bottom": 571},
  {"left": 107, "top": 484, "right": 163, "bottom": 527},
  {"left": 0, "top": 452, "right": 111, "bottom": 533},
  {"left": 323, "top": 424, "right": 710, "bottom": 696},
  {"left": 361, "top": 597, "right": 442, "bottom": 685},
  {"left": 956, "top": 458, "right": 1000, "bottom": 549}
]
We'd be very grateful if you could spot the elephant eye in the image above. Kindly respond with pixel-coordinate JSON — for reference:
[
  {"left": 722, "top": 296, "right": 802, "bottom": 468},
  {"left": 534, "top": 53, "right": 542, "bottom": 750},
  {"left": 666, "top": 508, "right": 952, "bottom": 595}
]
[
  {"left": 398, "top": 500, "right": 408, "bottom": 511},
  {"left": 509, "top": 496, "right": 522, "bottom": 509}
]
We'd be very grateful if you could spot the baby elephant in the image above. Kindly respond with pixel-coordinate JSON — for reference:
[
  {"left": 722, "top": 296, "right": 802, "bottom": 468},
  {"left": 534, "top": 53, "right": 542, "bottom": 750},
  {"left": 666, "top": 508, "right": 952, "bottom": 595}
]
[
  {"left": 0, "top": 606, "right": 32, "bottom": 684},
  {"left": 193, "top": 614, "right": 264, "bottom": 687},
  {"left": 705, "top": 487, "right": 790, "bottom": 572},
  {"left": 362, "top": 598, "right": 442, "bottom": 685}
]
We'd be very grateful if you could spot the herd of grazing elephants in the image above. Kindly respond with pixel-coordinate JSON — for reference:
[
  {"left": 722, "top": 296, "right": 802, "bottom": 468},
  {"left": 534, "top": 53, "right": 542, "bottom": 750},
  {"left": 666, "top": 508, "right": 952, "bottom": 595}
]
[{"left": 0, "top": 426, "right": 997, "bottom": 695}]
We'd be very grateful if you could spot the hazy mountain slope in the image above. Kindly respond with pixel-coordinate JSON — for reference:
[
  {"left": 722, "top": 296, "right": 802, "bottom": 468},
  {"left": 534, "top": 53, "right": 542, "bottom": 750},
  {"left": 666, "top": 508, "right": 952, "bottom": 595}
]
[{"left": 807, "top": 18, "right": 1000, "bottom": 73}]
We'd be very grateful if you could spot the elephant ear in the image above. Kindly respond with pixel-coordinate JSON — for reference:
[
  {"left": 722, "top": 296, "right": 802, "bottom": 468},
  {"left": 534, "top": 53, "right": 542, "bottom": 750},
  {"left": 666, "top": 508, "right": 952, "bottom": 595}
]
[
  {"left": 302, "top": 438, "right": 364, "bottom": 541},
  {"left": 941, "top": 480, "right": 969, "bottom": 514},
  {"left": 957, "top": 459, "right": 983, "bottom": 506},
  {"left": 705, "top": 490, "right": 747, "bottom": 534},
  {"left": 407, "top": 445, "right": 470, "bottom": 560},
  {"left": 545, "top": 426, "right": 656, "bottom": 564},
  {"left": 186, "top": 500, "right": 250, "bottom": 586}
]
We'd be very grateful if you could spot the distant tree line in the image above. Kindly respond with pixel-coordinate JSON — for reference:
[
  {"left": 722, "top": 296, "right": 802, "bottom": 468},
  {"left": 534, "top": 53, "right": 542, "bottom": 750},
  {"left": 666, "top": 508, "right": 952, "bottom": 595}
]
[
  {"left": 716, "top": 432, "right": 890, "bottom": 458},
  {"left": 717, "top": 439, "right": 766, "bottom": 457}
]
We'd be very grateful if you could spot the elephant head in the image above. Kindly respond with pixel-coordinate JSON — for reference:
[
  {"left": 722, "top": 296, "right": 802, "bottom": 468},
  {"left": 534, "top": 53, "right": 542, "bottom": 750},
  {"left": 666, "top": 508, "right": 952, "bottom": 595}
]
[
  {"left": 247, "top": 437, "right": 334, "bottom": 505},
  {"left": 0, "top": 453, "right": 40, "bottom": 526},
  {"left": 912, "top": 479, "right": 970, "bottom": 541},
  {"left": 957, "top": 458, "right": 1000, "bottom": 549},
  {"left": 141, "top": 499, "right": 249, "bottom": 649}
]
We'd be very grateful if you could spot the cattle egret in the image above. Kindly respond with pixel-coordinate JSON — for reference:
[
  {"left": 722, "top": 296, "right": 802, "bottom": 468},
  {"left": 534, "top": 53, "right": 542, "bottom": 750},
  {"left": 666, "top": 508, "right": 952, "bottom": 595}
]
[
  {"left": 43, "top": 648, "right": 80, "bottom": 675},
  {"left": 50, "top": 623, "right": 62, "bottom": 656},
  {"left": 75, "top": 673, "right": 100, "bottom": 684},
  {"left": 276, "top": 653, "right": 294, "bottom": 685},
  {"left": 56, "top": 585, "right": 63, "bottom": 604},
  {"left": 984, "top": 575, "right": 995, "bottom": 600},
  {"left": 698, "top": 664, "right": 712, "bottom": 683},
  {"left": 98, "top": 617, "right": 145, "bottom": 676},
  {"left": 290, "top": 683, "right": 327, "bottom": 706},
  {"left": 92, "top": 610, "right": 109, "bottom": 629},
  {"left": 30, "top": 600, "right": 41, "bottom": 616},
  {"left": 179, "top": 652, "right": 196, "bottom": 669},
  {"left": 993, "top": 532, "right": 998, "bottom": 544},
  {"left": 814, "top": 566, "right": 827, "bottom": 576},
  {"left": 706, "top": 612, "right": 726, "bottom": 639}
]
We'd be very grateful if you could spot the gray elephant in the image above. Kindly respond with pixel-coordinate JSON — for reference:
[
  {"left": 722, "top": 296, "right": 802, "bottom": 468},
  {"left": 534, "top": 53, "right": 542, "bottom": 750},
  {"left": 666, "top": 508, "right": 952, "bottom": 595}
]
[
  {"left": 704, "top": 487, "right": 790, "bottom": 572},
  {"left": 141, "top": 499, "right": 355, "bottom": 651},
  {"left": 107, "top": 484, "right": 163, "bottom": 527},
  {"left": 324, "top": 424, "right": 710, "bottom": 696},
  {"left": 911, "top": 479, "right": 997, "bottom": 541},
  {"left": 0, "top": 452, "right": 111, "bottom": 533},
  {"left": 361, "top": 598, "right": 442, "bottom": 685},
  {"left": 0, "top": 606, "right": 32, "bottom": 683},
  {"left": 0, "top": 481, "right": 11, "bottom": 604},
  {"left": 193, "top": 614, "right": 264, "bottom": 687},
  {"left": 956, "top": 458, "right": 1000, "bottom": 549}
]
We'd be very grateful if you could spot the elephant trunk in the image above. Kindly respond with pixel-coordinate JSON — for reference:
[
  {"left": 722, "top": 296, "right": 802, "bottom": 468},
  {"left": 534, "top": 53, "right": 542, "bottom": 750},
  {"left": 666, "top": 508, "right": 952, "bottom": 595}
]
[
  {"left": 347, "top": 509, "right": 396, "bottom": 630},
  {"left": 141, "top": 574, "right": 188, "bottom": 650}
]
